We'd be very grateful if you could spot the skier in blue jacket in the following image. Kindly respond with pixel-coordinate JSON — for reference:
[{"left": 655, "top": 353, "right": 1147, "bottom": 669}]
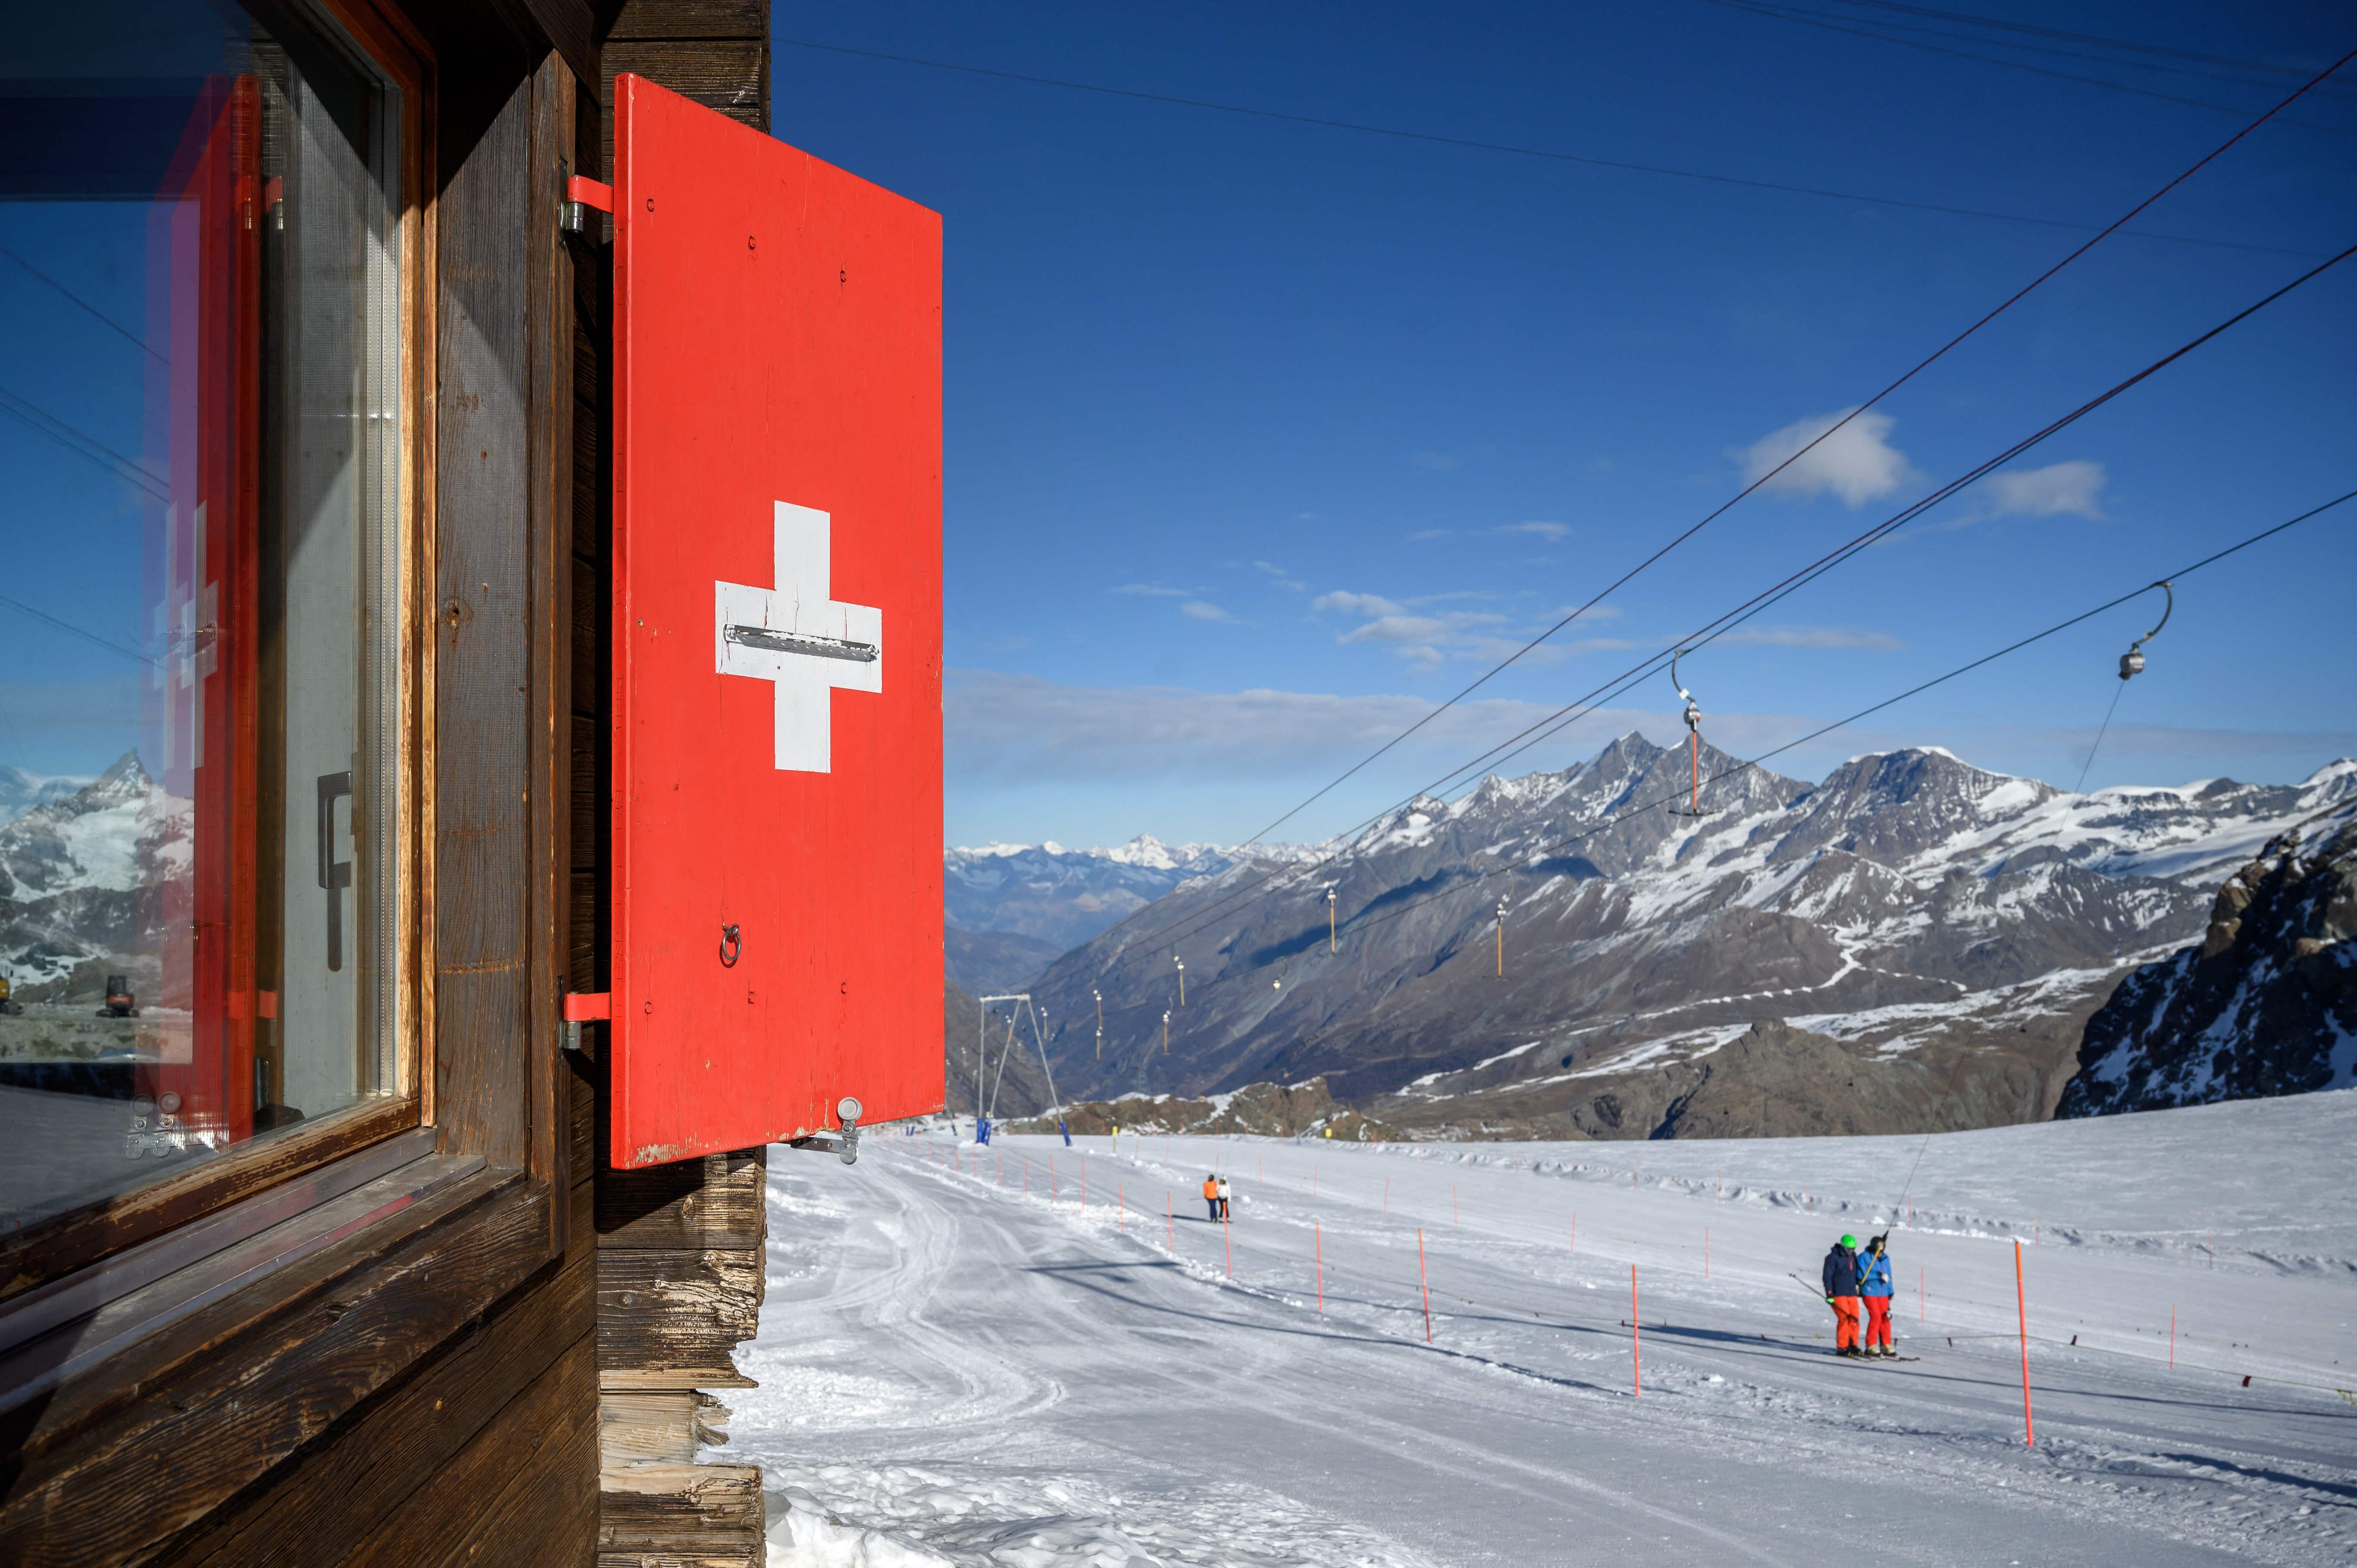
[{"left": 1857, "top": 1234, "right": 1896, "bottom": 1357}]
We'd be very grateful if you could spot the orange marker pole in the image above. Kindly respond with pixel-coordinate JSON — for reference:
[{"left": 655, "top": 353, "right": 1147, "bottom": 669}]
[
  {"left": 1631, "top": 1266, "right": 1642, "bottom": 1398},
  {"left": 2015, "top": 1240, "right": 2034, "bottom": 1445},
  {"left": 1418, "top": 1228, "right": 1432, "bottom": 1342}
]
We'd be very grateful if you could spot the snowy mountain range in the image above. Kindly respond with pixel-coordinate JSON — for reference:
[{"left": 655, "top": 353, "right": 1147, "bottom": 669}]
[
  {"left": 944, "top": 834, "right": 1309, "bottom": 953},
  {"left": 1017, "top": 734, "right": 2357, "bottom": 1137},
  {"left": 0, "top": 752, "right": 189, "bottom": 996}
]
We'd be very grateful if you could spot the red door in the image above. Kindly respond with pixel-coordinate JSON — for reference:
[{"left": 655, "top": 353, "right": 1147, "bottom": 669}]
[{"left": 609, "top": 75, "right": 945, "bottom": 1168}]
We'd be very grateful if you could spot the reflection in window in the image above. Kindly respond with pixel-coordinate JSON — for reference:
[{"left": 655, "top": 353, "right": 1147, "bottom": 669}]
[{"left": 0, "top": 1, "right": 404, "bottom": 1239}]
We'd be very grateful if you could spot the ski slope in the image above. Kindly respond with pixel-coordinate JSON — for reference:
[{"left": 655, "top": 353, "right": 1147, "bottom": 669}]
[{"left": 736, "top": 1091, "right": 2357, "bottom": 1566}]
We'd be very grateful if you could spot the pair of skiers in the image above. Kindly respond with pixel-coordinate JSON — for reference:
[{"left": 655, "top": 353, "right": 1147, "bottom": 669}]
[
  {"left": 1821, "top": 1233, "right": 1897, "bottom": 1357},
  {"left": 1200, "top": 1174, "right": 1232, "bottom": 1222}
]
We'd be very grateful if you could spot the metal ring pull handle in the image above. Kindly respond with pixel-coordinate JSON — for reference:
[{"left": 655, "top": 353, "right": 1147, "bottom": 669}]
[{"left": 719, "top": 924, "right": 742, "bottom": 967}]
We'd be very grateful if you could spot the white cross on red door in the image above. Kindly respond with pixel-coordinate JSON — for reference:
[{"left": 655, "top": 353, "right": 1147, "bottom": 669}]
[{"left": 712, "top": 501, "right": 883, "bottom": 772}]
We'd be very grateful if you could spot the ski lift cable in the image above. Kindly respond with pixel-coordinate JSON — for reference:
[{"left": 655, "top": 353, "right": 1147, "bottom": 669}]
[
  {"left": 1125, "top": 489, "right": 2355, "bottom": 1022},
  {"left": 1182, "top": 56, "right": 2357, "bottom": 860},
  {"left": 1103, "top": 242, "right": 2357, "bottom": 972},
  {"left": 773, "top": 37, "right": 2341, "bottom": 259},
  {"left": 1059, "top": 83, "right": 2357, "bottom": 972},
  {"left": 1702, "top": 0, "right": 2357, "bottom": 135},
  {"left": 2075, "top": 578, "right": 2173, "bottom": 791}
]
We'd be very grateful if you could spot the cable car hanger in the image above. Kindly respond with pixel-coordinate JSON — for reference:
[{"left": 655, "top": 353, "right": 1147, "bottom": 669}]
[
  {"left": 2118, "top": 579, "right": 2172, "bottom": 681},
  {"left": 1667, "top": 649, "right": 1713, "bottom": 819}
]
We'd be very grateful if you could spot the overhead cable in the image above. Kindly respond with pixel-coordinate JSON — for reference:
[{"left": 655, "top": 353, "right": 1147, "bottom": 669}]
[
  {"left": 774, "top": 35, "right": 2329, "bottom": 258},
  {"left": 1194, "top": 45, "right": 2357, "bottom": 860},
  {"left": 1702, "top": 0, "right": 2357, "bottom": 135},
  {"left": 1112, "top": 236, "right": 2357, "bottom": 964}
]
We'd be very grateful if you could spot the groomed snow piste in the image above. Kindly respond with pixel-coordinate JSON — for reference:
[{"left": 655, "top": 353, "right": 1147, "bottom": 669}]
[{"left": 736, "top": 1091, "right": 2357, "bottom": 1566}]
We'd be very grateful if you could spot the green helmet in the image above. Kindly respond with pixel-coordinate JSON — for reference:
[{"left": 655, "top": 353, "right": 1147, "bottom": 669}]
[{"left": 1840, "top": 1234, "right": 1857, "bottom": 1250}]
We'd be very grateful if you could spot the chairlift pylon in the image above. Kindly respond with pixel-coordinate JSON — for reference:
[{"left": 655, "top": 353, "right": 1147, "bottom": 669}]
[
  {"left": 1667, "top": 649, "right": 1714, "bottom": 820},
  {"left": 2118, "top": 580, "right": 2173, "bottom": 681}
]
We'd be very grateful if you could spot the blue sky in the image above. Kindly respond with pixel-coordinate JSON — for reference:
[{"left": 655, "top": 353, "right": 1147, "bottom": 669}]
[
  {"left": 3, "top": 4, "right": 2350, "bottom": 855},
  {"left": 759, "top": 1, "right": 2356, "bottom": 850}
]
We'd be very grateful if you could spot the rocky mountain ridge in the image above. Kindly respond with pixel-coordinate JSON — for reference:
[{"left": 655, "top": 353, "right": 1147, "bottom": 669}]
[
  {"left": 2061, "top": 817, "right": 2357, "bottom": 1116},
  {"left": 944, "top": 832, "right": 1310, "bottom": 953},
  {"left": 0, "top": 752, "right": 188, "bottom": 998}
]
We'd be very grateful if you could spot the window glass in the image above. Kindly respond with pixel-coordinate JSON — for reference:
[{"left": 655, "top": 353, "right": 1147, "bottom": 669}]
[{"left": 0, "top": 0, "right": 405, "bottom": 1239}]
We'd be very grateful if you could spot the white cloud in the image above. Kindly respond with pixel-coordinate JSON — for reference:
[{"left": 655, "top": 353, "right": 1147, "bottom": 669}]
[
  {"left": 1340, "top": 614, "right": 1451, "bottom": 645},
  {"left": 945, "top": 670, "right": 1823, "bottom": 783},
  {"left": 1312, "top": 590, "right": 1403, "bottom": 616},
  {"left": 1114, "top": 583, "right": 1190, "bottom": 597},
  {"left": 1735, "top": 406, "right": 1918, "bottom": 508},
  {"left": 1978, "top": 460, "right": 2106, "bottom": 520},
  {"left": 1179, "top": 601, "right": 1238, "bottom": 623},
  {"left": 1493, "top": 520, "right": 1569, "bottom": 541},
  {"left": 1716, "top": 624, "right": 1902, "bottom": 651}
]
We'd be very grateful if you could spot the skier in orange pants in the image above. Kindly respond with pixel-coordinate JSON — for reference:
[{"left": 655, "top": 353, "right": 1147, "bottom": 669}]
[
  {"left": 1858, "top": 1234, "right": 1897, "bottom": 1357},
  {"left": 1821, "top": 1234, "right": 1866, "bottom": 1357}
]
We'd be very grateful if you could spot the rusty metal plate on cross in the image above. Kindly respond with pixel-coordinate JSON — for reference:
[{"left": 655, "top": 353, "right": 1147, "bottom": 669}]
[{"left": 609, "top": 74, "right": 943, "bottom": 1168}]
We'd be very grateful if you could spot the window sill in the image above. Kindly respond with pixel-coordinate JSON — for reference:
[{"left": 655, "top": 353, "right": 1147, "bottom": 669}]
[{"left": 0, "top": 1136, "right": 483, "bottom": 1416}]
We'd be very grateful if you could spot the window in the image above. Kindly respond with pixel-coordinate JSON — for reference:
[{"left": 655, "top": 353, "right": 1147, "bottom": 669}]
[{"left": 0, "top": 0, "right": 412, "bottom": 1262}]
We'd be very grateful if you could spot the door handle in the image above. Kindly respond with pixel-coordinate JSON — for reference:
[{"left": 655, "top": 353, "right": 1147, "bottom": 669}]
[{"left": 316, "top": 771, "right": 353, "bottom": 971}]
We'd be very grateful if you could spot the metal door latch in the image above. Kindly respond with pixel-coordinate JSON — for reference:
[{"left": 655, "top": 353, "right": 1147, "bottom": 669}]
[{"left": 785, "top": 1096, "right": 862, "bottom": 1165}]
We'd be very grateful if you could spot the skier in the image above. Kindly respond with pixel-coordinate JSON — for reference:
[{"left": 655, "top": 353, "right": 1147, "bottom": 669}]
[
  {"left": 1857, "top": 1234, "right": 1896, "bottom": 1357},
  {"left": 1821, "top": 1234, "right": 1865, "bottom": 1357},
  {"left": 1216, "top": 1176, "right": 1233, "bottom": 1221},
  {"left": 1202, "top": 1174, "right": 1220, "bottom": 1222}
]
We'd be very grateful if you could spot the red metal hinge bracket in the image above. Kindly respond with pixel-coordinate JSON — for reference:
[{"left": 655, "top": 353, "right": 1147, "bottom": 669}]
[
  {"left": 561, "top": 992, "right": 610, "bottom": 1053},
  {"left": 566, "top": 176, "right": 614, "bottom": 212}
]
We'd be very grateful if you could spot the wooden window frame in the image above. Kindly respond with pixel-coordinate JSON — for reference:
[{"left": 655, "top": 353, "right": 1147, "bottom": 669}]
[
  {"left": 0, "top": 0, "right": 443, "bottom": 1310},
  {"left": 0, "top": 0, "right": 591, "bottom": 1551}
]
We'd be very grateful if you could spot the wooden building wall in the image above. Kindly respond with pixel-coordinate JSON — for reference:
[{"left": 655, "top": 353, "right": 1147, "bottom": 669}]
[
  {"left": 579, "top": 5, "right": 775, "bottom": 1565},
  {"left": 0, "top": 4, "right": 778, "bottom": 1565}
]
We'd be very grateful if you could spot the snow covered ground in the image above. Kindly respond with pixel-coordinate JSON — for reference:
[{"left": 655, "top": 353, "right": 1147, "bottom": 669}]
[{"left": 735, "top": 1092, "right": 2357, "bottom": 1566}]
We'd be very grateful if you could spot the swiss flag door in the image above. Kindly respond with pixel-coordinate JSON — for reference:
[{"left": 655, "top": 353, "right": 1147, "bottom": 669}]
[{"left": 609, "top": 75, "right": 944, "bottom": 1168}]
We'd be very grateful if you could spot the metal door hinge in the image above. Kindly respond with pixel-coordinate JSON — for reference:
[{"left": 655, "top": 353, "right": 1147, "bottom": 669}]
[
  {"left": 561, "top": 991, "right": 610, "bottom": 1053},
  {"left": 561, "top": 176, "right": 614, "bottom": 237}
]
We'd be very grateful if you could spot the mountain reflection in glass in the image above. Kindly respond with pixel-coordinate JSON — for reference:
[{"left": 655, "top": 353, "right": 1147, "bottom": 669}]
[{"left": 0, "top": 1, "right": 403, "bottom": 1239}]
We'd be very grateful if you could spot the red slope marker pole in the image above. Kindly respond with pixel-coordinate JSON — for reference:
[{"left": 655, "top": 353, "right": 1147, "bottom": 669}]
[
  {"left": 1418, "top": 1228, "right": 1432, "bottom": 1343},
  {"left": 2015, "top": 1241, "right": 2034, "bottom": 1445},
  {"left": 1316, "top": 1220, "right": 1324, "bottom": 1313},
  {"left": 1632, "top": 1266, "right": 1642, "bottom": 1398}
]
